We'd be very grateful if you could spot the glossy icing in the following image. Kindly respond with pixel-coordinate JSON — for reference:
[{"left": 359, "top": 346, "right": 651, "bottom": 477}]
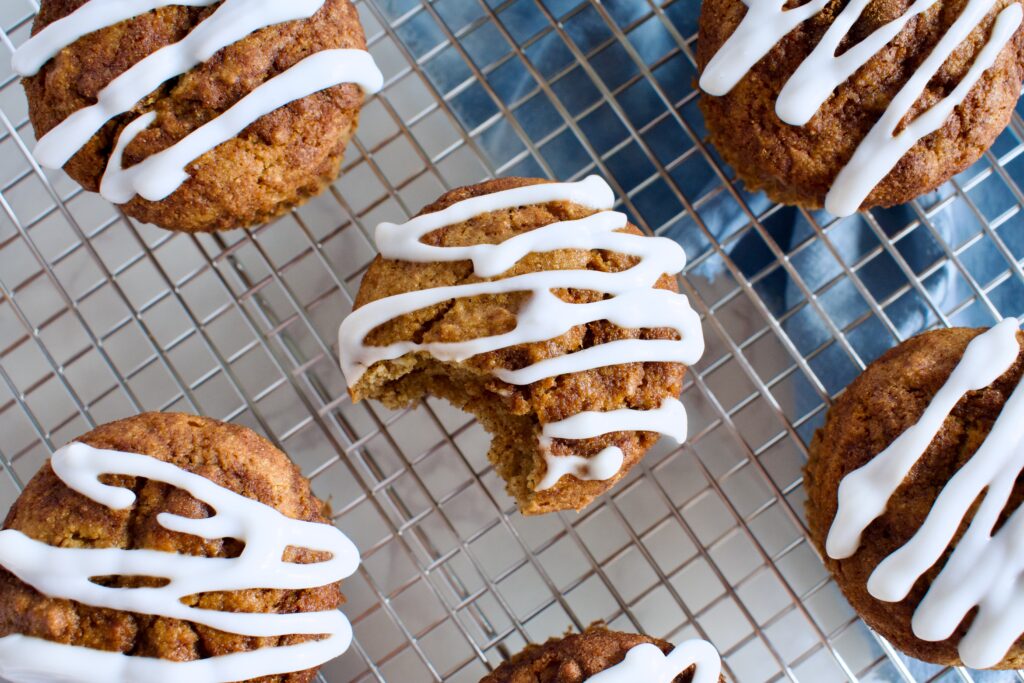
[{"left": 827, "top": 319, "right": 1024, "bottom": 668}]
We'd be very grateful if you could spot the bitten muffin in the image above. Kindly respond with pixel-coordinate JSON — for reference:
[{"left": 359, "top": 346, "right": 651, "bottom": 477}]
[
  {"left": 0, "top": 412, "right": 344, "bottom": 682},
  {"left": 22, "top": 0, "right": 370, "bottom": 232},
  {"left": 697, "top": 0, "right": 1024, "bottom": 211},
  {"left": 481, "top": 625, "right": 725, "bottom": 682},
  {"left": 346, "top": 177, "right": 690, "bottom": 516},
  {"left": 805, "top": 327, "right": 1024, "bottom": 667}
]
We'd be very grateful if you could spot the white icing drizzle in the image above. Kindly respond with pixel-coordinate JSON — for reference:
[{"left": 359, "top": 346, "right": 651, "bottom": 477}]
[
  {"left": 699, "top": 0, "right": 1023, "bottom": 217},
  {"left": 775, "top": 0, "right": 940, "bottom": 126},
  {"left": 699, "top": 0, "right": 832, "bottom": 97},
  {"left": 0, "top": 442, "right": 360, "bottom": 683},
  {"left": 102, "top": 49, "right": 383, "bottom": 203},
  {"left": 586, "top": 640, "right": 722, "bottom": 683},
  {"left": 12, "top": 0, "right": 383, "bottom": 204},
  {"left": 374, "top": 174, "right": 616, "bottom": 269},
  {"left": 535, "top": 397, "right": 688, "bottom": 491},
  {"left": 829, "top": 2, "right": 1023, "bottom": 216},
  {"left": 826, "top": 318, "right": 1024, "bottom": 669},
  {"left": 543, "top": 397, "right": 689, "bottom": 444},
  {"left": 337, "top": 176, "right": 704, "bottom": 492},
  {"left": 11, "top": 0, "right": 220, "bottom": 77},
  {"left": 535, "top": 445, "right": 625, "bottom": 493}
]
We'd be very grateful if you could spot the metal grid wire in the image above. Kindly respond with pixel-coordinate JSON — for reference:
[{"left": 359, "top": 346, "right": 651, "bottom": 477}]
[{"left": 2, "top": 0, "right": 1024, "bottom": 681}]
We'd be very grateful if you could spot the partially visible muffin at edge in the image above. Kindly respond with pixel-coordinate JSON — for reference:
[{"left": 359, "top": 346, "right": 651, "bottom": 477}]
[
  {"left": 23, "top": 0, "right": 368, "bottom": 232},
  {"left": 348, "top": 177, "right": 688, "bottom": 516},
  {"left": 0, "top": 412, "right": 343, "bottom": 683},
  {"left": 481, "top": 625, "right": 725, "bottom": 682},
  {"left": 697, "top": 0, "right": 1024, "bottom": 210},
  {"left": 804, "top": 327, "right": 1024, "bottom": 667}
]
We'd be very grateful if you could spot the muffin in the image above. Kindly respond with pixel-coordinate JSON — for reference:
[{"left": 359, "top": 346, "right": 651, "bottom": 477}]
[
  {"left": 481, "top": 625, "right": 723, "bottom": 682},
  {"left": 697, "top": 0, "right": 1024, "bottom": 215},
  {"left": 16, "top": 0, "right": 381, "bottom": 232},
  {"left": 0, "top": 412, "right": 357, "bottom": 682},
  {"left": 805, "top": 321, "right": 1024, "bottom": 668},
  {"left": 338, "top": 175, "right": 704, "bottom": 515}
]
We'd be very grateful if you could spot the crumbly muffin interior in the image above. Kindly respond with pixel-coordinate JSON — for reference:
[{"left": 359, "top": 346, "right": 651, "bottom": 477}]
[{"left": 352, "top": 354, "right": 543, "bottom": 504}]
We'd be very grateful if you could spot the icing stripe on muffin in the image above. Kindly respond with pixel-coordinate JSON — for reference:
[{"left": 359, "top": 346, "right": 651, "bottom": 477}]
[
  {"left": 338, "top": 176, "right": 705, "bottom": 491},
  {"left": 0, "top": 442, "right": 360, "bottom": 683},
  {"left": 12, "top": 0, "right": 383, "bottom": 203},
  {"left": 699, "top": 0, "right": 1023, "bottom": 217},
  {"left": 100, "top": 49, "right": 380, "bottom": 204},
  {"left": 827, "top": 318, "right": 1024, "bottom": 668},
  {"left": 535, "top": 397, "right": 688, "bottom": 492},
  {"left": 587, "top": 639, "right": 721, "bottom": 683}
]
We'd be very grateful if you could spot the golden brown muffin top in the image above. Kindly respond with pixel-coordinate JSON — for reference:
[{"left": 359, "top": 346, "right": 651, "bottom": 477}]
[
  {"left": 0, "top": 412, "right": 343, "bottom": 683},
  {"left": 697, "top": 0, "right": 1024, "bottom": 210},
  {"left": 805, "top": 327, "right": 1024, "bottom": 667}
]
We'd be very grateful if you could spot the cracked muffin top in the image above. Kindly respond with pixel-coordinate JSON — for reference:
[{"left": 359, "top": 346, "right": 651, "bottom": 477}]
[{"left": 0, "top": 412, "right": 344, "bottom": 683}]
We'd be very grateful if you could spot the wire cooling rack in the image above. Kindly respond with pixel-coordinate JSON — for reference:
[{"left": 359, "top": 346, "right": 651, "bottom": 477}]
[{"left": 2, "top": 1, "right": 1024, "bottom": 682}]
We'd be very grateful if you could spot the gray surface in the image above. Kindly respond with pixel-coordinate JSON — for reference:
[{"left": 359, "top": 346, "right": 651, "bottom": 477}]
[{"left": 2, "top": 1, "right": 1024, "bottom": 681}]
